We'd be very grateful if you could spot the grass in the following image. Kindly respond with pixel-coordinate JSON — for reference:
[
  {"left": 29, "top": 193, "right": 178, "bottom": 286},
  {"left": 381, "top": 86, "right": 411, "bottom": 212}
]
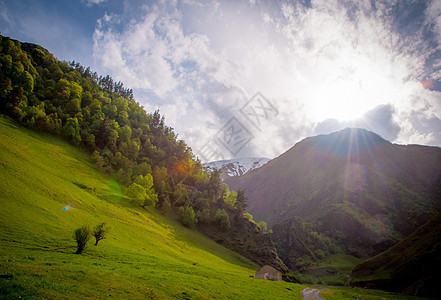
[
  {"left": 0, "top": 116, "right": 305, "bottom": 299},
  {"left": 320, "top": 287, "right": 429, "bottom": 300},
  {"left": 319, "top": 254, "right": 361, "bottom": 269}
]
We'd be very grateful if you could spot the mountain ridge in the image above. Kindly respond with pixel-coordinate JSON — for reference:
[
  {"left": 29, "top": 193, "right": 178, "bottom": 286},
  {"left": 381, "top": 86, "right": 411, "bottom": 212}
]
[{"left": 226, "top": 128, "right": 441, "bottom": 264}]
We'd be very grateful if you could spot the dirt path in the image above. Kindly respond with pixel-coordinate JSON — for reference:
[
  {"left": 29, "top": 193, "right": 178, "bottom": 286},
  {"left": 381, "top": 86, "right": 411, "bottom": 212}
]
[{"left": 301, "top": 288, "right": 324, "bottom": 300}]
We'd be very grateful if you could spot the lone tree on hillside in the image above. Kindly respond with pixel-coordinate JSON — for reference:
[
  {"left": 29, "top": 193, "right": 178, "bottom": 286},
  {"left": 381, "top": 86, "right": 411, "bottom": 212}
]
[
  {"left": 93, "top": 222, "right": 110, "bottom": 246},
  {"left": 74, "top": 225, "right": 91, "bottom": 254}
]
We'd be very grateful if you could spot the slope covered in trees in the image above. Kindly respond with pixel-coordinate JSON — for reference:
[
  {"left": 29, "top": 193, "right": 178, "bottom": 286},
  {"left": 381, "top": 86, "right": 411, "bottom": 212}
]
[{"left": 0, "top": 35, "right": 285, "bottom": 270}]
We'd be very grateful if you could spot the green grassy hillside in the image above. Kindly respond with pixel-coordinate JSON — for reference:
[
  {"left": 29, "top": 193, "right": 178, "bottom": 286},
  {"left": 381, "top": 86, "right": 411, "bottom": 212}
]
[{"left": 0, "top": 116, "right": 304, "bottom": 299}]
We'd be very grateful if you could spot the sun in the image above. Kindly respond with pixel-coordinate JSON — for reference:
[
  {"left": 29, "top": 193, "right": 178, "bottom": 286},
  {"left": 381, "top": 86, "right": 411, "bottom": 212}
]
[{"left": 301, "top": 54, "right": 408, "bottom": 123}]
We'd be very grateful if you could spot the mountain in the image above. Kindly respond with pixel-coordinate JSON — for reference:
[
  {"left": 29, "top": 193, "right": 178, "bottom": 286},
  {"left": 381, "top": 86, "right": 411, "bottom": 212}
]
[
  {"left": 351, "top": 212, "right": 441, "bottom": 298},
  {"left": 204, "top": 157, "right": 270, "bottom": 178},
  {"left": 226, "top": 128, "right": 441, "bottom": 265}
]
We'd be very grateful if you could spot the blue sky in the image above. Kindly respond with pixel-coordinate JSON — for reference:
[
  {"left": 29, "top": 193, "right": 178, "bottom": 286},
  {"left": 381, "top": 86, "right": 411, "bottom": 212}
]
[{"left": 1, "top": 0, "right": 441, "bottom": 161}]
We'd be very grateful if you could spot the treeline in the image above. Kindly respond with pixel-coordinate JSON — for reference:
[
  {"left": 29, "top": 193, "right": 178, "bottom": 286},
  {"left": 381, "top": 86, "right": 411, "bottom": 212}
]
[{"left": 0, "top": 35, "right": 249, "bottom": 230}]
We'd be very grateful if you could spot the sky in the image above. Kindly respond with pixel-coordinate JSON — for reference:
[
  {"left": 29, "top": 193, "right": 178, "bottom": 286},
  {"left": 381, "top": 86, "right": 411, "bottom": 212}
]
[{"left": 1, "top": 0, "right": 441, "bottom": 161}]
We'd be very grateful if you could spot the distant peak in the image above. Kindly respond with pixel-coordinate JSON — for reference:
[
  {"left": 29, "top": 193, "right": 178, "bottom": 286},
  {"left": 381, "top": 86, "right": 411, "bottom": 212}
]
[
  {"left": 203, "top": 157, "right": 270, "bottom": 177},
  {"left": 296, "top": 128, "right": 388, "bottom": 158},
  {"left": 315, "top": 127, "right": 386, "bottom": 142}
]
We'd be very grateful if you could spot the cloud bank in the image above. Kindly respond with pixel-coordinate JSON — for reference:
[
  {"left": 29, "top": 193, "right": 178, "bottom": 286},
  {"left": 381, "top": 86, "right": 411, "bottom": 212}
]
[{"left": 92, "top": 0, "right": 441, "bottom": 161}]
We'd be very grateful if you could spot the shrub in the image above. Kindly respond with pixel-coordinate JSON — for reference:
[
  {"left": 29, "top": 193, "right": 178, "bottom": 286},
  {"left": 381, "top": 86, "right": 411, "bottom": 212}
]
[
  {"left": 143, "top": 189, "right": 158, "bottom": 207},
  {"left": 126, "top": 182, "right": 146, "bottom": 205},
  {"left": 257, "top": 221, "right": 267, "bottom": 232},
  {"left": 196, "top": 209, "right": 211, "bottom": 224},
  {"left": 74, "top": 225, "right": 91, "bottom": 254},
  {"left": 160, "top": 197, "right": 172, "bottom": 214},
  {"left": 179, "top": 206, "right": 197, "bottom": 227},
  {"left": 314, "top": 249, "right": 325, "bottom": 260}
]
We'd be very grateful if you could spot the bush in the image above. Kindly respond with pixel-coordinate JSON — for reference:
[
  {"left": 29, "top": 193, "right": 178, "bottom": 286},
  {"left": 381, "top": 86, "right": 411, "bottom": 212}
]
[
  {"left": 257, "top": 221, "right": 267, "bottom": 232},
  {"left": 179, "top": 206, "right": 197, "bottom": 227},
  {"left": 143, "top": 189, "right": 158, "bottom": 207},
  {"left": 160, "top": 197, "right": 172, "bottom": 214},
  {"left": 93, "top": 222, "right": 110, "bottom": 246},
  {"left": 282, "top": 273, "right": 298, "bottom": 283},
  {"left": 74, "top": 225, "right": 91, "bottom": 254},
  {"left": 314, "top": 249, "right": 325, "bottom": 260},
  {"left": 126, "top": 182, "right": 146, "bottom": 205}
]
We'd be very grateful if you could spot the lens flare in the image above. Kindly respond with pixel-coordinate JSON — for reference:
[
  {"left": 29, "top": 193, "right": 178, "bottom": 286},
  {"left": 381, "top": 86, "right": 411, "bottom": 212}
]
[
  {"left": 63, "top": 203, "right": 75, "bottom": 211},
  {"left": 107, "top": 179, "right": 122, "bottom": 203}
]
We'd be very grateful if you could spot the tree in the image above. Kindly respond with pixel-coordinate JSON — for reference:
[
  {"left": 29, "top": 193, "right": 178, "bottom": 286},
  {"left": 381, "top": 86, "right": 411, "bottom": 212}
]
[
  {"left": 134, "top": 175, "right": 157, "bottom": 207},
  {"left": 134, "top": 174, "right": 153, "bottom": 190},
  {"left": 173, "top": 183, "right": 187, "bottom": 206},
  {"left": 74, "top": 225, "right": 91, "bottom": 254},
  {"left": 93, "top": 222, "right": 110, "bottom": 246},
  {"left": 236, "top": 188, "right": 247, "bottom": 212},
  {"left": 62, "top": 117, "right": 81, "bottom": 145},
  {"left": 214, "top": 209, "right": 231, "bottom": 231}
]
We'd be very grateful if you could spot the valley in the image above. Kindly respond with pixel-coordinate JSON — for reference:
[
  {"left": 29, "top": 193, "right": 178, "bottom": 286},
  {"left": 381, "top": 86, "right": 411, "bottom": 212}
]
[
  {"left": 0, "top": 116, "right": 426, "bottom": 300},
  {"left": 0, "top": 33, "right": 438, "bottom": 299}
]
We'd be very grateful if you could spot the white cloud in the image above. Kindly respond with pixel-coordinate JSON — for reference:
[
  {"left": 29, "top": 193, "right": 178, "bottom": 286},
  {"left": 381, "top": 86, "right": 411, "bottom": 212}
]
[
  {"left": 83, "top": 0, "right": 106, "bottom": 7},
  {"left": 426, "top": 0, "right": 441, "bottom": 49},
  {"left": 94, "top": 10, "right": 178, "bottom": 98},
  {"left": 92, "top": 0, "right": 441, "bottom": 161}
]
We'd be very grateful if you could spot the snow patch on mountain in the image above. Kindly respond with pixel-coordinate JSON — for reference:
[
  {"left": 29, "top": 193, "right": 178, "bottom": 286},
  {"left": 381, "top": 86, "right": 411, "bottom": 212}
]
[{"left": 204, "top": 157, "right": 270, "bottom": 177}]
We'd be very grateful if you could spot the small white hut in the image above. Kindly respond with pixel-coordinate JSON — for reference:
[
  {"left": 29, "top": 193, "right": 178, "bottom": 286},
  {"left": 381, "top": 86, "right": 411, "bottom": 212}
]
[{"left": 255, "top": 265, "right": 282, "bottom": 281}]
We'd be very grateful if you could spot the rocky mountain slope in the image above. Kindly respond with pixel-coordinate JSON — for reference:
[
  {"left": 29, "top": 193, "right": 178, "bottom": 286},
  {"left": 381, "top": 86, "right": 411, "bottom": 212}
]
[{"left": 227, "top": 128, "right": 441, "bottom": 262}]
